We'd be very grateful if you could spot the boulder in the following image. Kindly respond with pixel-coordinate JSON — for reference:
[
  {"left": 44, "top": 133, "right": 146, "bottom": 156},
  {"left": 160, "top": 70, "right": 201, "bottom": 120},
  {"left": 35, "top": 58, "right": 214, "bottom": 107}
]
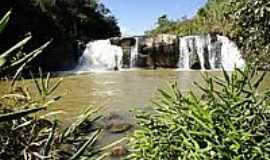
[
  {"left": 111, "top": 145, "right": 129, "bottom": 157},
  {"left": 102, "top": 113, "right": 132, "bottom": 134}
]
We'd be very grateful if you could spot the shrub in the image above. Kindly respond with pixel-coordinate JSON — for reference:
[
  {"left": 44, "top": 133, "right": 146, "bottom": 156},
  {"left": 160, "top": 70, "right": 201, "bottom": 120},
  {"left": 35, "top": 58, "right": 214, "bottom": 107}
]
[
  {"left": 127, "top": 66, "right": 270, "bottom": 159},
  {"left": 228, "top": 0, "right": 270, "bottom": 70}
]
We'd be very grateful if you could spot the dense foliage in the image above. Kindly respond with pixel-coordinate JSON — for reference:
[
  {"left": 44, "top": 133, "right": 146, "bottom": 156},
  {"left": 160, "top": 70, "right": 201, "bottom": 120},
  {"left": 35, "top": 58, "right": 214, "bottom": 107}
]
[
  {"left": 128, "top": 67, "right": 270, "bottom": 159},
  {"left": 0, "top": 0, "right": 121, "bottom": 71},
  {"left": 147, "top": 0, "right": 231, "bottom": 36},
  {"left": 228, "top": 0, "right": 270, "bottom": 69}
]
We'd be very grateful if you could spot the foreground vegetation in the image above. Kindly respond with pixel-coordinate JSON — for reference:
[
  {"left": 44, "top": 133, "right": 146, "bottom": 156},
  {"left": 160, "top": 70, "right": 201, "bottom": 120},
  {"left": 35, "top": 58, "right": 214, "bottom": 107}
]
[
  {"left": 128, "top": 66, "right": 270, "bottom": 159},
  {"left": 1, "top": 0, "right": 270, "bottom": 159},
  {"left": 0, "top": 11, "right": 119, "bottom": 160},
  {"left": 0, "top": 72, "right": 121, "bottom": 159}
]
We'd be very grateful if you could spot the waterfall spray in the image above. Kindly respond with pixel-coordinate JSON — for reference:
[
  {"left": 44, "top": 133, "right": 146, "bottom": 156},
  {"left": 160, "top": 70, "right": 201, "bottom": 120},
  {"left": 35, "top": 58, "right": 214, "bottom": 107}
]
[
  {"left": 177, "top": 35, "right": 244, "bottom": 71},
  {"left": 77, "top": 40, "right": 123, "bottom": 71}
]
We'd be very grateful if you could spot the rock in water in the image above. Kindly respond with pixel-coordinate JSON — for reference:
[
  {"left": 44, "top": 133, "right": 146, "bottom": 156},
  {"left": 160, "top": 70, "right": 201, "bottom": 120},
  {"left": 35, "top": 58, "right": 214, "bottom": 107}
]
[
  {"left": 107, "top": 122, "right": 132, "bottom": 133},
  {"left": 102, "top": 113, "right": 132, "bottom": 133},
  {"left": 111, "top": 145, "right": 129, "bottom": 157}
]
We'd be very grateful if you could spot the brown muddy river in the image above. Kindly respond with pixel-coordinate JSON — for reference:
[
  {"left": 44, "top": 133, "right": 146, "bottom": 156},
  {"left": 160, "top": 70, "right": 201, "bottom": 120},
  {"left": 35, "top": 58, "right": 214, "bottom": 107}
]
[{"left": 1, "top": 69, "right": 270, "bottom": 147}]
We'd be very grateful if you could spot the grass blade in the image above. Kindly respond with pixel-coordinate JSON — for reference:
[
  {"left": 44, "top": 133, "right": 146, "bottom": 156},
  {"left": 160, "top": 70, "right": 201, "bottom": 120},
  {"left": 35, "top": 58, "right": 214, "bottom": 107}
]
[{"left": 0, "top": 107, "right": 46, "bottom": 122}]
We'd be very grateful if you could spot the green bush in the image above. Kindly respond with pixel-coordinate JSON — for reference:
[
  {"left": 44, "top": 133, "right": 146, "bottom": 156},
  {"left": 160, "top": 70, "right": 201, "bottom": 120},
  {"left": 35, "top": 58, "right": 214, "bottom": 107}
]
[
  {"left": 128, "top": 66, "right": 270, "bottom": 159},
  {"left": 228, "top": 0, "right": 270, "bottom": 70}
]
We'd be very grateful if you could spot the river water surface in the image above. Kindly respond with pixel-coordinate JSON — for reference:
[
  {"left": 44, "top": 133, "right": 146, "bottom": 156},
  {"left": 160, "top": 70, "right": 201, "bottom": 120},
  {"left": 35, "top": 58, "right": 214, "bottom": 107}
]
[{"left": 1, "top": 69, "right": 270, "bottom": 147}]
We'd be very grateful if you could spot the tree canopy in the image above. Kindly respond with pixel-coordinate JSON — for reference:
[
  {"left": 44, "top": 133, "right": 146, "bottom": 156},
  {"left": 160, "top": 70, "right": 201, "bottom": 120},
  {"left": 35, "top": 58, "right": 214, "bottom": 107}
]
[{"left": 0, "top": 0, "right": 121, "bottom": 71}]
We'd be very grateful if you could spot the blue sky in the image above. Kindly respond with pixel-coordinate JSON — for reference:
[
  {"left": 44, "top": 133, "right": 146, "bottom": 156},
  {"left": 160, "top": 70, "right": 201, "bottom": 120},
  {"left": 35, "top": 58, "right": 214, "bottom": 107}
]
[{"left": 100, "top": 0, "right": 207, "bottom": 36}]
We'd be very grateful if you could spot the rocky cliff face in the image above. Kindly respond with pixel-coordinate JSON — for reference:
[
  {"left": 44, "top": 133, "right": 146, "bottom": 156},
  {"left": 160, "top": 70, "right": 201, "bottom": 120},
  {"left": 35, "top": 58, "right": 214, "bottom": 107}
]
[
  {"left": 110, "top": 34, "right": 180, "bottom": 69},
  {"left": 107, "top": 33, "right": 243, "bottom": 71},
  {"left": 138, "top": 34, "right": 179, "bottom": 68}
]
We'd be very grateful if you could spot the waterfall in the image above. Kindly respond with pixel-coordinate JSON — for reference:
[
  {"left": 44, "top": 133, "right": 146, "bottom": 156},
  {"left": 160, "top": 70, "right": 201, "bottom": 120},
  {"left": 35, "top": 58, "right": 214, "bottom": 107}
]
[
  {"left": 77, "top": 40, "right": 123, "bottom": 71},
  {"left": 130, "top": 37, "right": 139, "bottom": 67},
  {"left": 177, "top": 35, "right": 245, "bottom": 71},
  {"left": 218, "top": 36, "right": 245, "bottom": 70},
  {"left": 76, "top": 34, "right": 244, "bottom": 72}
]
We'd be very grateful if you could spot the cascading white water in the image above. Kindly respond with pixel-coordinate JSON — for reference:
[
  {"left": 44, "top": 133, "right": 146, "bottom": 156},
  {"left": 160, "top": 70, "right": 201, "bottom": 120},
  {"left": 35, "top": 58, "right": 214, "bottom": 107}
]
[
  {"left": 77, "top": 40, "right": 123, "bottom": 71},
  {"left": 177, "top": 35, "right": 245, "bottom": 71},
  {"left": 218, "top": 36, "right": 245, "bottom": 70},
  {"left": 130, "top": 37, "right": 139, "bottom": 67},
  {"left": 76, "top": 35, "right": 244, "bottom": 72}
]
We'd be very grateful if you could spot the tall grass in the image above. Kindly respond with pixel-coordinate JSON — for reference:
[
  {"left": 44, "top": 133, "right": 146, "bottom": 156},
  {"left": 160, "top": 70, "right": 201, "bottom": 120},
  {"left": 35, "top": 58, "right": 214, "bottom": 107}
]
[{"left": 127, "top": 66, "right": 270, "bottom": 159}]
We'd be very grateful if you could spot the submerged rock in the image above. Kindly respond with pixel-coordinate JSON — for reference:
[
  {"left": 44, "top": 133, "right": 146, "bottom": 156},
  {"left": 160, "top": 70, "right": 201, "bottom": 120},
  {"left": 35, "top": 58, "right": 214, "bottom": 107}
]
[
  {"left": 111, "top": 145, "right": 129, "bottom": 157},
  {"left": 103, "top": 113, "right": 132, "bottom": 133},
  {"left": 107, "top": 122, "right": 132, "bottom": 133}
]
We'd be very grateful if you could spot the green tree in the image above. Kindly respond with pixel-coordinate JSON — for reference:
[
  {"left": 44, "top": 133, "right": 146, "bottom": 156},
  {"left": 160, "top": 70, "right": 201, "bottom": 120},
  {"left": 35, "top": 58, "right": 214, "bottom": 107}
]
[
  {"left": 0, "top": 0, "right": 121, "bottom": 71},
  {"left": 228, "top": 0, "right": 270, "bottom": 69}
]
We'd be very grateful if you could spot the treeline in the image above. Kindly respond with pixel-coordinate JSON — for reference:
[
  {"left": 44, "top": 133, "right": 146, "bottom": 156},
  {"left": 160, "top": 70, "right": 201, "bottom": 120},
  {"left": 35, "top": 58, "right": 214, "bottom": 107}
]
[
  {"left": 146, "top": 0, "right": 230, "bottom": 36},
  {"left": 0, "top": 0, "right": 121, "bottom": 71},
  {"left": 147, "top": 0, "right": 270, "bottom": 69}
]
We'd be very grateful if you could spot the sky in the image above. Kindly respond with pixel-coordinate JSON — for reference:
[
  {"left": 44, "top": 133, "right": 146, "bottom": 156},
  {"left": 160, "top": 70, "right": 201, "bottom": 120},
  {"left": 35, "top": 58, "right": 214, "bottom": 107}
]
[{"left": 100, "top": 0, "right": 207, "bottom": 36}]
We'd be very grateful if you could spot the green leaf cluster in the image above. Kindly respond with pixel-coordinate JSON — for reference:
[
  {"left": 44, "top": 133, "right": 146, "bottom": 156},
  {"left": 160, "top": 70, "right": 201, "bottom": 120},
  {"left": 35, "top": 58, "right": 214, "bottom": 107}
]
[
  {"left": 228, "top": 0, "right": 270, "bottom": 69},
  {"left": 128, "top": 66, "right": 270, "bottom": 159}
]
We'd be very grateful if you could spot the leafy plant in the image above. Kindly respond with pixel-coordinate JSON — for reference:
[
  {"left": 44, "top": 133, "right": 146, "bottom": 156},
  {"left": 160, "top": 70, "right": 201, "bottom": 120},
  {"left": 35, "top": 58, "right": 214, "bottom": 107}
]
[
  {"left": 127, "top": 66, "right": 270, "bottom": 159},
  {"left": 228, "top": 0, "right": 270, "bottom": 70},
  {"left": 30, "top": 69, "right": 63, "bottom": 99}
]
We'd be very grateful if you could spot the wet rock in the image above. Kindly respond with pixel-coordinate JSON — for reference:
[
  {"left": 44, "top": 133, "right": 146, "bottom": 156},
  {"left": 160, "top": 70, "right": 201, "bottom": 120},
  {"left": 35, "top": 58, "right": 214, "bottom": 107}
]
[
  {"left": 140, "top": 34, "right": 179, "bottom": 68},
  {"left": 120, "top": 37, "right": 136, "bottom": 47},
  {"left": 188, "top": 38, "right": 201, "bottom": 70},
  {"left": 110, "top": 37, "right": 121, "bottom": 46},
  {"left": 210, "top": 41, "right": 222, "bottom": 69},
  {"left": 111, "top": 145, "right": 129, "bottom": 157},
  {"left": 103, "top": 113, "right": 132, "bottom": 133},
  {"left": 107, "top": 122, "right": 132, "bottom": 133},
  {"left": 201, "top": 93, "right": 211, "bottom": 101},
  {"left": 203, "top": 45, "right": 211, "bottom": 69}
]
